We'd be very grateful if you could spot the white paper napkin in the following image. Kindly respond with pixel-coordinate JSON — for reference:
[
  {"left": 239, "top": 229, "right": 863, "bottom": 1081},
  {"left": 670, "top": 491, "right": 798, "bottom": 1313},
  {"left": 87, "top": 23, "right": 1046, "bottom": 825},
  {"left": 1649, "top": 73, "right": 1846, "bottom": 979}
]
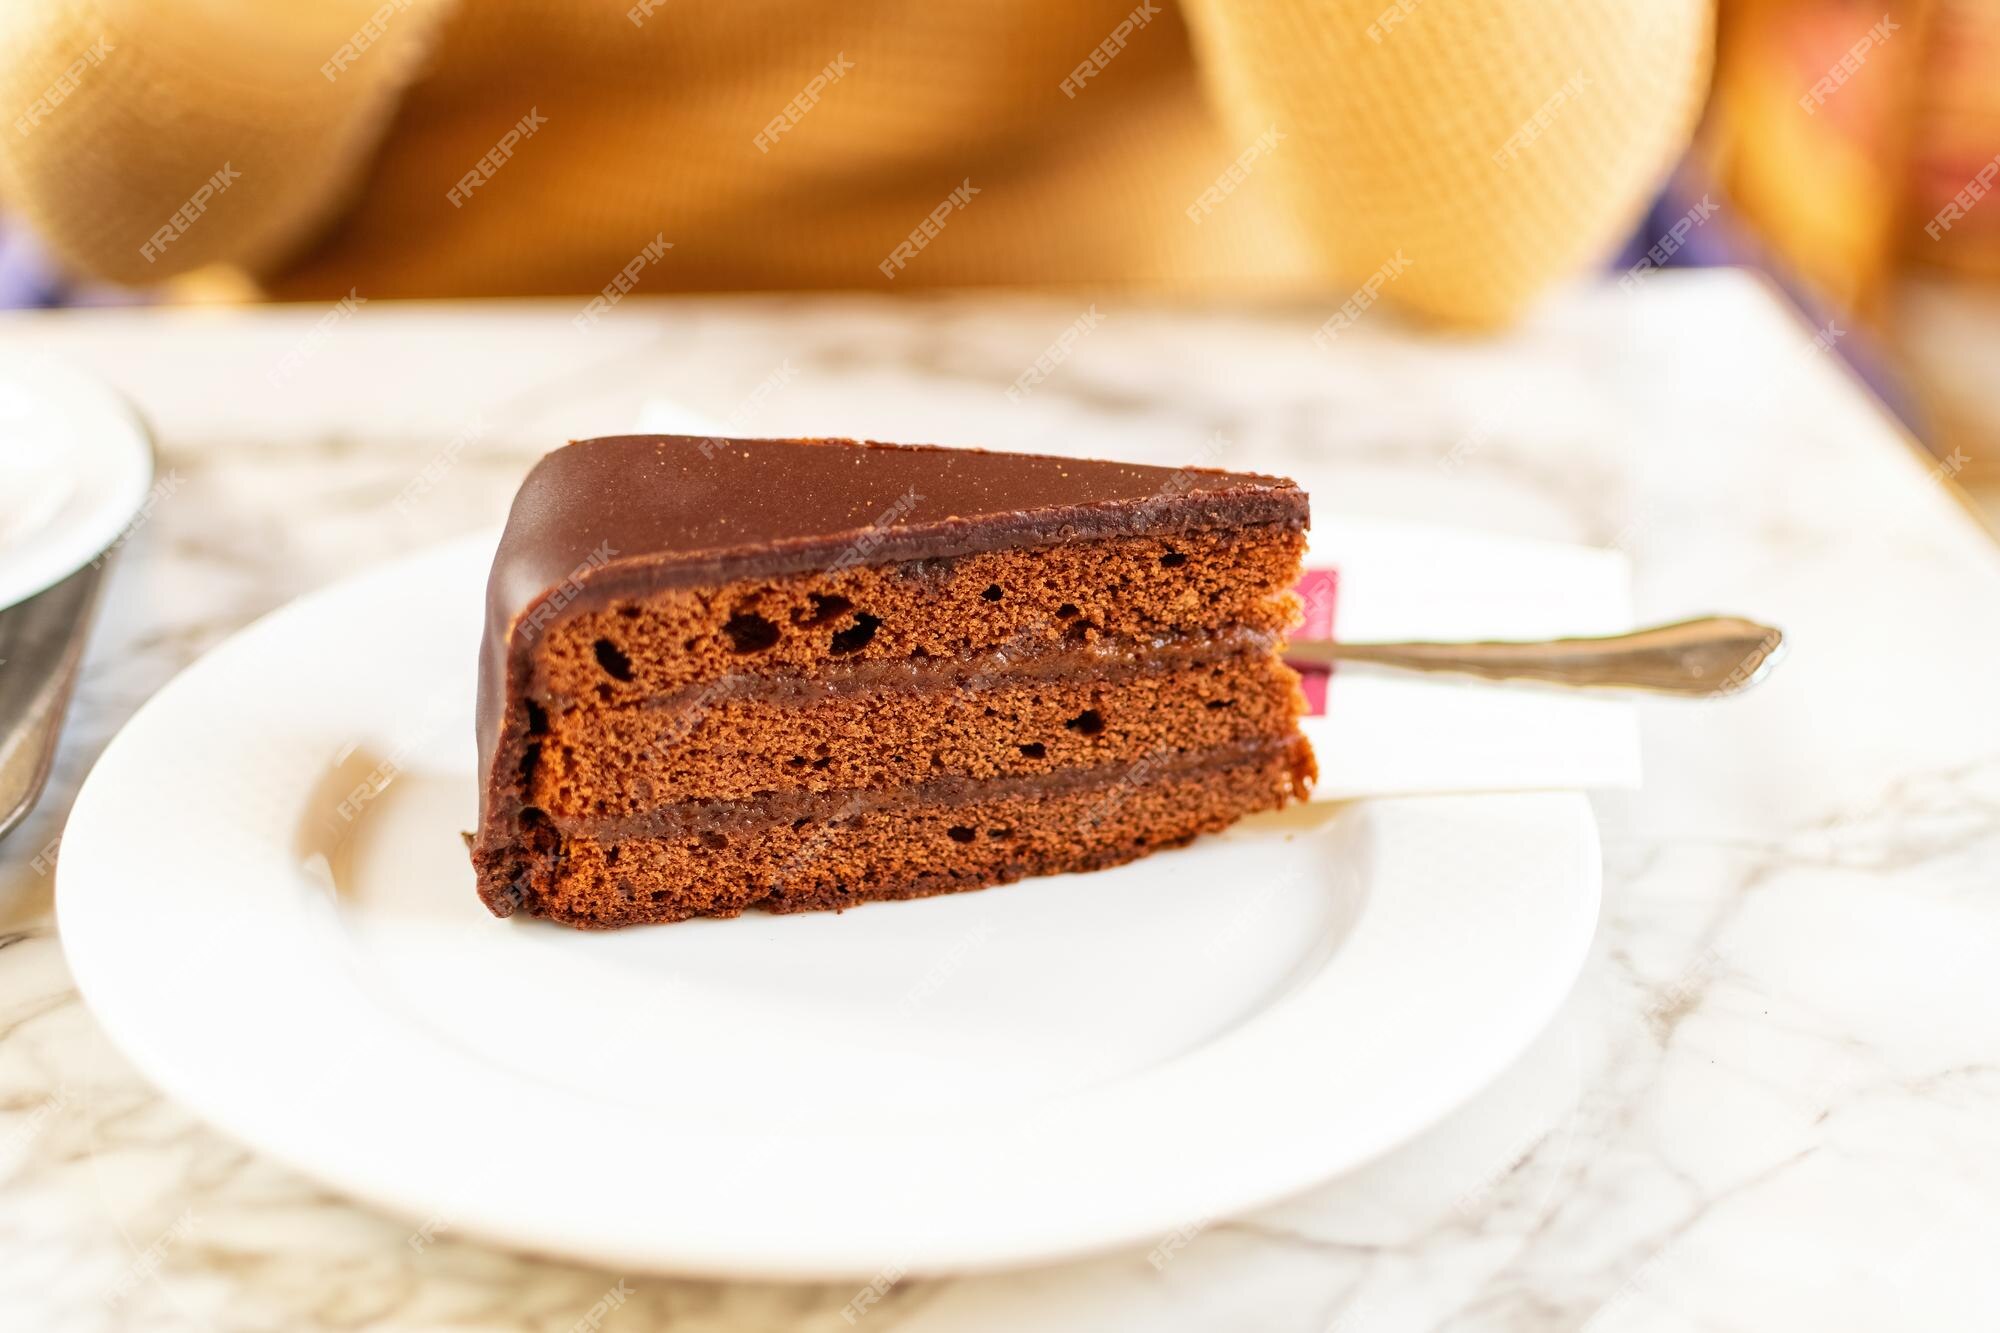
[{"left": 1301, "top": 515, "right": 1641, "bottom": 799}]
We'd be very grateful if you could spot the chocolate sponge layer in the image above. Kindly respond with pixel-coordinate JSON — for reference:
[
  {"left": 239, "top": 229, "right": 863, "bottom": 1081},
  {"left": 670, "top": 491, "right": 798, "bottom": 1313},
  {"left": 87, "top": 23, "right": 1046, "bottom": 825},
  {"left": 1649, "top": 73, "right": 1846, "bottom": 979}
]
[
  {"left": 527, "top": 524, "right": 1304, "bottom": 708},
  {"left": 530, "top": 647, "right": 1301, "bottom": 813}
]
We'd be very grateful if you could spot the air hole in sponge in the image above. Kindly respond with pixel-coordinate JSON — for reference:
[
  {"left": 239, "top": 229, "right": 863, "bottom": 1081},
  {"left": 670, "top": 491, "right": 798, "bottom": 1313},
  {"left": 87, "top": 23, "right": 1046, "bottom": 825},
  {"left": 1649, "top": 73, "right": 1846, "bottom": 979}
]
[
  {"left": 700, "top": 831, "right": 729, "bottom": 850},
  {"left": 592, "top": 638, "right": 634, "bottom": 681},
  {"left": 1019, "top": 742, "right": 1046, "bottom": 759},
  {"left": 723, "top": 612, "right": 780, "bottom": 653},
  {"left": 524, "top": 699, "right": 549, "bottom": 735},
  {"left": 1055, "top": 603, "right": 1079, "bottom": 618},
  {"left": 1159, "top": 550, "right": 1188, "bottom": 567},
  {"left": 980, "top": 584, "right": 1004, "bottom": 602},
  {"left": 798, "top": 593, "right": 852, "bottom": 627},
  {"left": 1065, "top": 709, "right": 1105, "bottom": 736},
  {"left": 829, "top": 612, "right": 882, "bottom": 654},
  {"left": 947, "top": 826, "right": 976, "bottom": 844}
]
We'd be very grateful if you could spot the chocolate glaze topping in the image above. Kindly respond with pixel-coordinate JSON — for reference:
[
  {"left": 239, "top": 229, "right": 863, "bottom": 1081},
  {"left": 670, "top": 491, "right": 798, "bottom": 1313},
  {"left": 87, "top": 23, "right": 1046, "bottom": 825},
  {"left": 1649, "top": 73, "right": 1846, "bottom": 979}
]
[{"left": 475, "top": 435, "right": 1307, "bottom": 857}]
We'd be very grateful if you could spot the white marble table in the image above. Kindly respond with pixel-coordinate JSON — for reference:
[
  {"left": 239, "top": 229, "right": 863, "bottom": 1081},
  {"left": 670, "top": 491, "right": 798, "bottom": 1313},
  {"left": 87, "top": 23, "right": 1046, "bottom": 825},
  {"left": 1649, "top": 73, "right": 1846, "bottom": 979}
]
[{"left": 3, "top": 271, "right": 1998, "bottom": 1331}]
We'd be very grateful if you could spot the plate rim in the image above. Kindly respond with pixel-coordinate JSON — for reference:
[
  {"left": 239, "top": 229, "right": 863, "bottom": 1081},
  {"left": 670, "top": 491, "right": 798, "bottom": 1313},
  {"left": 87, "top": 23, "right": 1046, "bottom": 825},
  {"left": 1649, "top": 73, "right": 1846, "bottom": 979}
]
[{"left": 57, "top": 532, "right": 1602, "bottom": 1280}]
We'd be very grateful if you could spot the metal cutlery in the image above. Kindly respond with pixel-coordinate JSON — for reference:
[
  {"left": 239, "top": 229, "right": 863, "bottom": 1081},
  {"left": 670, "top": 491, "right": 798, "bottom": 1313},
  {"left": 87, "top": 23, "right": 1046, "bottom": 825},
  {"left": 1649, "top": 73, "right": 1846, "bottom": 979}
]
[
  {"left": 0, "top": 559, "right": 107, "bottom": 840},
  {"left": 1286, "top": 615, "right": 1785, "bottom": 697}
]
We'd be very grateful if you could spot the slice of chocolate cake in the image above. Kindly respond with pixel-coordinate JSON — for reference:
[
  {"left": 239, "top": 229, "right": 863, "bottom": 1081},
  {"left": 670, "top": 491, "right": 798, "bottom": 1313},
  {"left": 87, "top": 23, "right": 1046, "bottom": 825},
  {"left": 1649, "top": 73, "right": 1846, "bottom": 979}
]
[{"left": 472, "top": 435, "right": 1315, "bottom": 926}]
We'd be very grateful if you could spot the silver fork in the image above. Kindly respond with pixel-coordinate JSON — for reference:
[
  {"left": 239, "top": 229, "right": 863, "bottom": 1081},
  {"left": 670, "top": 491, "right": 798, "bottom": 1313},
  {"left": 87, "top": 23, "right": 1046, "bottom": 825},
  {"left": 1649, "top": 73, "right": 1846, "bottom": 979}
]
[{"left": 1285, "top": 615, "right": 1785, "bottom": 698}]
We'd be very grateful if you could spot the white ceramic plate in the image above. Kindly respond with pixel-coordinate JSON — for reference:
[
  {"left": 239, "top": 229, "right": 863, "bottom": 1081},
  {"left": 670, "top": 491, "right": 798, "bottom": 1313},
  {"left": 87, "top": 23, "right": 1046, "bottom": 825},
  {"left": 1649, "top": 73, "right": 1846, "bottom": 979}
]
[
  {"left": 58, "top": 533, "right": 1600, "bottom": 1279},
  {"left": 0, "top": 354, "right": 154, "bottom": 612}
]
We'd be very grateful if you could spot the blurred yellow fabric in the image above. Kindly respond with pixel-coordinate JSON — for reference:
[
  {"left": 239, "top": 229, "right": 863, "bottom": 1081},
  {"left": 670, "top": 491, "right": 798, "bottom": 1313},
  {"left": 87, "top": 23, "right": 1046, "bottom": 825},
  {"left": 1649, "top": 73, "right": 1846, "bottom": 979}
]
[{"left": 0, "top": 0, "right": 1709, "bottom": 326}]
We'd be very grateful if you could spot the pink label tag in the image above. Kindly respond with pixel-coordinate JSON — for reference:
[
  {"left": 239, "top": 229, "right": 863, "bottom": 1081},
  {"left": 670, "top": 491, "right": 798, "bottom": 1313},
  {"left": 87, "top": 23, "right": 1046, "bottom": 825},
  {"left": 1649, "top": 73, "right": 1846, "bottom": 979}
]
[{"left": 1292, "top": 568, "right": 1339, "bottom": 715}]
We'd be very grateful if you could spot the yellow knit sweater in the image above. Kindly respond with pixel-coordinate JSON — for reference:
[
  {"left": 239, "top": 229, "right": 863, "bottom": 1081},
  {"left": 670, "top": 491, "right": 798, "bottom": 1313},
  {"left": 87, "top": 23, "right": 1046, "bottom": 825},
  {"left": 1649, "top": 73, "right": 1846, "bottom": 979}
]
[{"left": 0, "top": 0, "right": 1711, "bottom": 324}]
